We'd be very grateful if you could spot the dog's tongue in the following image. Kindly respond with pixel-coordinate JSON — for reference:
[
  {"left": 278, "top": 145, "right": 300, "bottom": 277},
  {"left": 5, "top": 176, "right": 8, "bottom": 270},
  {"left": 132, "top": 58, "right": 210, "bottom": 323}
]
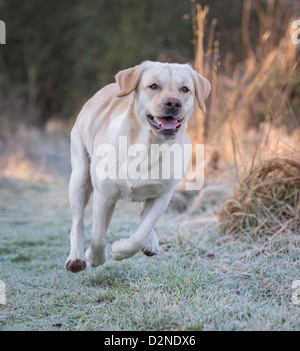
[{"left": 155, "top": 117, "right": 181, "bottom": 130}]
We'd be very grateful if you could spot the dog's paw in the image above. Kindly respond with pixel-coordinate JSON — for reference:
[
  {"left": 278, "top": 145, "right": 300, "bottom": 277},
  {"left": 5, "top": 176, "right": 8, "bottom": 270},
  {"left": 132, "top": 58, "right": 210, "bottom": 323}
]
[
  {"left": 65, "top": 258, "right": 86, "bottom": 273},
  {"left": 142, "top": 246, "right": 163, "bottom": 257},
  {"left": 142, "top": 232, "right": 163, "bottom": 257},
  {"left": 111, "top": 239, "right": 141, "bottom": 261},
  {"left": 85, "top": 247, "right": 106, "bottom": 268}
]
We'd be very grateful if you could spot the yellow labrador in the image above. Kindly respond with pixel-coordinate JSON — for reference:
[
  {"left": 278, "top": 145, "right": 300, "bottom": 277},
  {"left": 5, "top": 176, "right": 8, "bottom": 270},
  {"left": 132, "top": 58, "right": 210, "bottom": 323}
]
[{"left": 65, "top": 61, "right": 210, "bottom": 273}]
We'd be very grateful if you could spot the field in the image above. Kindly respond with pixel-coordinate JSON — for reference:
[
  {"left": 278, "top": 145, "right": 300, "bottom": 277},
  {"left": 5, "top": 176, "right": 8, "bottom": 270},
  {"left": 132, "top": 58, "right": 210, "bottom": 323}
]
[
  {"left": 0, "top": 132, "right": 299, "bottom": 331},
  {"left": 0, "top": 0, "right": 300, "bottom": 331}
]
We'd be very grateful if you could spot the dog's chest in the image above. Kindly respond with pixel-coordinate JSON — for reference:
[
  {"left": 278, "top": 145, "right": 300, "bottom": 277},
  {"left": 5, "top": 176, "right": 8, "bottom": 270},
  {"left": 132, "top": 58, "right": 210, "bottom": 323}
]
[{"left": 117, "top": 179, "right": 168, "bottom": 202}]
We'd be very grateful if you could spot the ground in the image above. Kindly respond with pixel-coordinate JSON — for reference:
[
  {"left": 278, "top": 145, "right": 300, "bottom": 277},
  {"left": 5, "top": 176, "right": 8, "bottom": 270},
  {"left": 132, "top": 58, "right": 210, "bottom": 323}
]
[{"left": 0, "top": 132, "right": 299, "bottom": 331}]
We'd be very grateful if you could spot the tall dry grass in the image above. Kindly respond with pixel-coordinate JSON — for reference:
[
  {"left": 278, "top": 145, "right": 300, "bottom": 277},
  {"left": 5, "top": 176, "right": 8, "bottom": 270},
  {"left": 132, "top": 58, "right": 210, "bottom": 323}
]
[
  {"left": 183, "top": 0, "right": 300, "bottom": 237},
  {"left": 219, "top": 156, "right": 300, "bottom": 237},
  {"left": 190, "top": 0, "right": 299, "bottom": 159}
]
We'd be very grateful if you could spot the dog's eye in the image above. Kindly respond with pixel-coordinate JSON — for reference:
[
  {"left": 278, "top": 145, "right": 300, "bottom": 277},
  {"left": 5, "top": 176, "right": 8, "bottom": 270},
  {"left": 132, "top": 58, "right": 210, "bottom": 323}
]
[
  {"left": 181, "top": 87, "right": 190, "bottom": 93},
  {"left": 149, "top": 84, "right": 158, "bottom": 90}
]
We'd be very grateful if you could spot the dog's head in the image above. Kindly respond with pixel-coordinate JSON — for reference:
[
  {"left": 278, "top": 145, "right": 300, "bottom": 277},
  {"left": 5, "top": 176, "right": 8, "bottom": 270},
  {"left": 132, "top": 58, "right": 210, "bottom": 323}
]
[{"left": 116, "top": 61, "right": 211, "bottom": 140}]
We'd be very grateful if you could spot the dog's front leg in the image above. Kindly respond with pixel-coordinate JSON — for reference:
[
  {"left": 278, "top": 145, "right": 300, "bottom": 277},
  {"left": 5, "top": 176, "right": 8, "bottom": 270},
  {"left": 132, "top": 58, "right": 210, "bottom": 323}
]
[
  {"left": 85, "top": 191, "right": 116, "bottom": 268},
  {"left": 65, "top": 137, "right": 92, "bottom": 273},
  {"left": 140, "top": 202, "right": 163, "bottom": 256},
  {"left": 111, "top": 192, "right": 172, "bottom": 261}
]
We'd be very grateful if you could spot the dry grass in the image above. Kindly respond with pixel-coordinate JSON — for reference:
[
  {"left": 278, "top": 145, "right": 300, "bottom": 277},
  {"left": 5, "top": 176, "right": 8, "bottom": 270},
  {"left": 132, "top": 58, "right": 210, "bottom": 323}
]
[
  {"left": 218, "top": 156, "right": 300, "bottom": 238},
  {"left": 189, "top": 0, "right": 299, "bottom": 157},
  {"left": 182, "top": 1, "right": 300, "bottom": 240}
]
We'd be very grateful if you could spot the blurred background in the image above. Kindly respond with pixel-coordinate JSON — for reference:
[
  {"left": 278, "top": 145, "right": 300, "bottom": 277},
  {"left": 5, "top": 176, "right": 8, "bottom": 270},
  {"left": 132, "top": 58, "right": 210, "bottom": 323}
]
[
  {"left": 0, "top": 0, "right": 297, "bottom": 126},
  {"left": 0, "top": 0, "right": 259, "bottom": 126},
  {"left": 0, "top": 0, "right": 299, "bottom": 234}
]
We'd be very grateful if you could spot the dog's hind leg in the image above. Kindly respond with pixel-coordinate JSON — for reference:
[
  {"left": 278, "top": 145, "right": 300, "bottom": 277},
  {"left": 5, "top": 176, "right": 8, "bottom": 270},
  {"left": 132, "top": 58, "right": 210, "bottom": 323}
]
[{"left": 65, "top": 128, "right": 92, "bottom": 273}]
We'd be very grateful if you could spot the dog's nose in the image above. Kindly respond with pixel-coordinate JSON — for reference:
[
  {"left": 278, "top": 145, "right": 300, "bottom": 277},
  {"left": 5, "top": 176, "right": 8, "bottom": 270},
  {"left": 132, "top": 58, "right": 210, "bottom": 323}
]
[{"left": 164, "top": 98, "right": 182, "bottom": 114}]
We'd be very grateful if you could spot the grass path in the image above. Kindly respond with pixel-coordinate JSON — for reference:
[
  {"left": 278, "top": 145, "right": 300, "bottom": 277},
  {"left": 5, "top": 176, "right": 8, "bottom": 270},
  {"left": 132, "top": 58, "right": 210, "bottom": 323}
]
[{"left": 0, "top": 178, "right": 299, "bottom": 330}]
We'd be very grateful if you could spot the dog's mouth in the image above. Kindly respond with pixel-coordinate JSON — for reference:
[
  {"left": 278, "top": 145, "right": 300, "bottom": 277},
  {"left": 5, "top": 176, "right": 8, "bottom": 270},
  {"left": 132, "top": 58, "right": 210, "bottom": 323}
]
[{"left": 146, "top": 115, "right": 183, "bottom": 132}]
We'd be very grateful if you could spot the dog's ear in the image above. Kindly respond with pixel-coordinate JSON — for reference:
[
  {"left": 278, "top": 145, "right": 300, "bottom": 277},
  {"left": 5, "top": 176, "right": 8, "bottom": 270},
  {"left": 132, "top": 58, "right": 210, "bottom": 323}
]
[
  {"left": 191, "top": 69, "right": 211, "bottom": 113},
  {"left": 116, "top": 63, "right": 146, "bottom": 97}
]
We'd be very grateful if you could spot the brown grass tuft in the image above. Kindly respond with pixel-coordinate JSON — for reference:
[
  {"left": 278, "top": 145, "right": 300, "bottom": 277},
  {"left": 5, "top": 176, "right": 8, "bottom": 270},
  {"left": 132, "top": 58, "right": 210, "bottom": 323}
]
[{"left": 219, "top": 156, "right": 300, "bottom": 238}]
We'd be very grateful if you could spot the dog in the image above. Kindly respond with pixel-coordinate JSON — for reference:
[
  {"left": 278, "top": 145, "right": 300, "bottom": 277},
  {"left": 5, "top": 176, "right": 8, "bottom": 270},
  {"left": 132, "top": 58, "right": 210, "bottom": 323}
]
[{"left": 65, "top": 61, "right": 210, "bottom": 273}]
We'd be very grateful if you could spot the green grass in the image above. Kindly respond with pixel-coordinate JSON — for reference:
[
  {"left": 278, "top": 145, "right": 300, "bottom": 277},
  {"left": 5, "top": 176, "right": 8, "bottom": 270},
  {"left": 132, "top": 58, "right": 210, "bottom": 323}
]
[{"left": 0, "top": 179, "right": 299, "bottom": 331}]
